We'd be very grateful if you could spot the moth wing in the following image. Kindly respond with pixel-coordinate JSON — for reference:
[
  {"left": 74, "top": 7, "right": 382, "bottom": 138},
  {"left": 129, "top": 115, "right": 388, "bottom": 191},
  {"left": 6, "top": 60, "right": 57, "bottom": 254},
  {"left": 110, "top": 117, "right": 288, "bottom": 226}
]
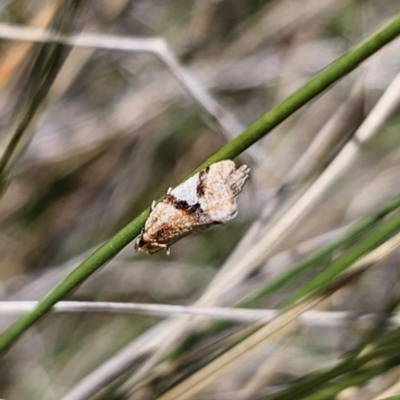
[
  {"left": 142, "top": 202, "right": 215, "bottom": 245},
  {"left": 146, "top": 222, "right": 218, "bottom": 254}
]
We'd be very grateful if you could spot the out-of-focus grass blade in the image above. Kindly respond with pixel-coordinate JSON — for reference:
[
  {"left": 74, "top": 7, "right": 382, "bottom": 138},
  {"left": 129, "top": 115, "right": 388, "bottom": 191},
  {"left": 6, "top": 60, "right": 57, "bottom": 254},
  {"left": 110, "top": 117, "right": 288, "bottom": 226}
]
[
  {"left": 267, "top": 328, "right": 400, "bottom": 400},
  {"left": 282, "top": 209, "right": 400, "bottom": 306},
  {"left": 240, "top": 195, "right": 400, "bottom": 308},
  {"left": 0, "top": 0, "right": 86, "bottom": 182}
]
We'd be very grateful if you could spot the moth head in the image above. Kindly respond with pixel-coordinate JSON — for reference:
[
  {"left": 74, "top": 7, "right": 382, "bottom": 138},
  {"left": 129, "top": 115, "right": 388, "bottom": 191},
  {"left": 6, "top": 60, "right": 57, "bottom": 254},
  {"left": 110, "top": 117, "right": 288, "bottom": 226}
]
[
  {"left": 134, "top": 231, "right": 171, "bottom": 255},
  {"left": 134, "top": 230, "right": 146, "bottom": 251}
]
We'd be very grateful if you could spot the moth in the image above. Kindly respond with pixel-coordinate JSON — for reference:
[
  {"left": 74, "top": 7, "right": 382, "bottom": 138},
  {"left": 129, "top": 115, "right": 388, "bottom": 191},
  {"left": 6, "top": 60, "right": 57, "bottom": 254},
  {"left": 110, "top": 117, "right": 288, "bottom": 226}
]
[{"left": 135, "top": 160, "right": 250, "bottom": 255}]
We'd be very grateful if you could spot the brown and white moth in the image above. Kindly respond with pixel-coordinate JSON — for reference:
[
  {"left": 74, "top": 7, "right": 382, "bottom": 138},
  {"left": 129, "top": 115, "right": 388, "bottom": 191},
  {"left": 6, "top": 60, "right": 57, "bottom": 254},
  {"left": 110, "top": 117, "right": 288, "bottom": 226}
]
[{"left": 135, "top": 160, "right": 250, "bottom": 255}]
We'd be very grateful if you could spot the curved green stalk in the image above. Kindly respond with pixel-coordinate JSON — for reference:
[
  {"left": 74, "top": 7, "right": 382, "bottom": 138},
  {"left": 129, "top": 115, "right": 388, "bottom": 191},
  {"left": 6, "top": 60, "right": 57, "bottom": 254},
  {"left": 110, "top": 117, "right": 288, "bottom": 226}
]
[{"left": 1, "top": 14, "right": 400, "bottom": 355}]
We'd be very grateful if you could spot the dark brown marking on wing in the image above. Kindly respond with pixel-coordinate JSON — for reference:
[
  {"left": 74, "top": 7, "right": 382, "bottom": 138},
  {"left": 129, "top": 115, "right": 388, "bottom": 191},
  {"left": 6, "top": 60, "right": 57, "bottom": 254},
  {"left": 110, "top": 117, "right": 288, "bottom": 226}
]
[
  {"left": 176, "top": 200, "right": 202, "bottom": 216},
  {"left": 153, "top": 223, "right": 195, "bottom": 243},
  {"left": 165, "top": 194, "right": 204, "bottom": 218},
  {"left": 197, "top": 166, "right": 209, "bottom": 197},
  {"left": 173, "top": 199, "right": 191, "bottom": 210}
]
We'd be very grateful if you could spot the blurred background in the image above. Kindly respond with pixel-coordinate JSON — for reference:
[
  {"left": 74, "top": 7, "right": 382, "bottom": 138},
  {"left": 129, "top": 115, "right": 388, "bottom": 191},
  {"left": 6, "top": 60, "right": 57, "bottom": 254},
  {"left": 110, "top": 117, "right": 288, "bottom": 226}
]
[{"left": 1, "top": 0, "right": 400, "bottom": 399}]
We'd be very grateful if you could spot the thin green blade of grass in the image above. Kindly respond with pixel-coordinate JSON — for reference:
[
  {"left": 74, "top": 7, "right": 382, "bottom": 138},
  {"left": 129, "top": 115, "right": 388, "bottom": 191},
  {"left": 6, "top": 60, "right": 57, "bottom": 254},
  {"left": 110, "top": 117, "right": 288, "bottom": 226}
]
[
  {"left": 266, "top": 328, "right": 400, "bottom": 400},
  {"left": 239, "top": 195, "right": 400, "bottom": 308},
  {"left": 259, "top": 279, "right": 400, "bottom": 398},
  {"left": 300, "top": 369, "right": 390, "bottom": 400},
  {"left": 1, "top": 13, "right": 400, "bottom": 356},
  {"left": 300, "top": 353, "right": 400, "bottom": 400},
  {"left": 282, "top": 210, "right": 400, "bottom": 307}
]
